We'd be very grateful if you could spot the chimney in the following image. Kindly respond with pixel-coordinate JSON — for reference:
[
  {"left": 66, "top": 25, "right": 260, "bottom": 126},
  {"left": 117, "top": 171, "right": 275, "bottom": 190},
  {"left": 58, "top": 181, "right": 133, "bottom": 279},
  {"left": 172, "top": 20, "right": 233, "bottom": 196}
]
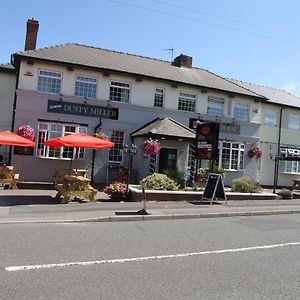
[
  {"left": 25, "top": 18, "right": 39, "bottom": 51},
  {"left": 171, "top": 54, "right": 192, "bottom": 68}
]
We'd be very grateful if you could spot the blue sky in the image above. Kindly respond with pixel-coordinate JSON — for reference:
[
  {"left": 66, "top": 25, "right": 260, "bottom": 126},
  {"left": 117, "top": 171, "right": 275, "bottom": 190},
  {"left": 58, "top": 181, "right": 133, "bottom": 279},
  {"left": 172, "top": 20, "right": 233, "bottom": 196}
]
[{"left": 2, "top": 0, "right": 300, "bottom": 95}]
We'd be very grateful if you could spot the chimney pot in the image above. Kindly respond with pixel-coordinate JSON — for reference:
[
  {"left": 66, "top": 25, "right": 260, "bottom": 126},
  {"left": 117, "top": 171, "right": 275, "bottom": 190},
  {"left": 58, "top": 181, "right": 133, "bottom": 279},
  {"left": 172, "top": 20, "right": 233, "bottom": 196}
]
[
  {"left": 25, "top": 18, "right": 39, "bottom": 51},
  {"left": 171, "top": 54, "right": 192, "bottom": 68}
]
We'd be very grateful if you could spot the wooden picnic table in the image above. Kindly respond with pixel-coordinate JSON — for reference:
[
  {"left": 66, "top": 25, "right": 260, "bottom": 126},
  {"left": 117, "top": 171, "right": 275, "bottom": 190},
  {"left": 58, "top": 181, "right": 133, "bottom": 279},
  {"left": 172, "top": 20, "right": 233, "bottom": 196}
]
[
  {"left": 53, "top": 168, "right": 87, "bottom": 184},
  {"left": 54, "top": 175, "right": 97, "bottom": 204},
  {"left": 0, "top": 166, "right": 19, "bottom": 189}
]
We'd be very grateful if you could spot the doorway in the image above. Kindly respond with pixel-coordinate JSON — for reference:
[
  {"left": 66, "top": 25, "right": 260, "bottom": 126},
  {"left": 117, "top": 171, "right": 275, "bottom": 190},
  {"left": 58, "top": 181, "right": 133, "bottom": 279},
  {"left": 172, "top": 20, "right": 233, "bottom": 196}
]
[{"left": 159, "top": 148, "right": 177, "bottom": 172}]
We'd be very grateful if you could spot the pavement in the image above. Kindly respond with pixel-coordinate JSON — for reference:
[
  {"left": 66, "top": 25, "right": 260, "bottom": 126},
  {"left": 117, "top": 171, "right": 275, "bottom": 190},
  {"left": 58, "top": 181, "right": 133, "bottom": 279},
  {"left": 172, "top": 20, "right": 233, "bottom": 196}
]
[{"left": 0, "top": 188, "right": 300, "bottom": 224}]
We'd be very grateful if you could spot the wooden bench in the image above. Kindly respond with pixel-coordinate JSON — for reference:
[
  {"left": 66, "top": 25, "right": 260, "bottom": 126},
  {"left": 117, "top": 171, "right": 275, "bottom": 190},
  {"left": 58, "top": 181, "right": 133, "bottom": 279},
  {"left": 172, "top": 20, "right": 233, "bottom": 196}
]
[
  {"left": 0, "top": 166, "right": 19, "bottom": 189},
  {"left": 53, "top": 169, "right": 87, "bottom": 184},
  {"left": 54, "top": 175, "right": 97, "bottom": 204}
]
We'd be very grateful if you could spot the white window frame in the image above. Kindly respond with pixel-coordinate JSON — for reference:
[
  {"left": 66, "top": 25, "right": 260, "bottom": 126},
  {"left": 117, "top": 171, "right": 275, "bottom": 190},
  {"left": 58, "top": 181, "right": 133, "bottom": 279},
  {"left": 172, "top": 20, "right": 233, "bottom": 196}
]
[
  {"left": 279, "top": 147, "right": 300, "bottom": 174},
  {"left": 178, "top": 92, "right": 196, "bottom": 112},
  {"left": 264, "top": 109, "right": 277, "bottom": 127},
  {"left": 217, "top": 141, "right": 244, "bottom": 171},
  {"left": 37, "top": 69, "right": 62, "bottom": 94},
  {"left": 109, "top": 81, "right": 130, "bottom": 103},
  {"left": 207, "top": 96, "right": 224, "bottom": 117},
  {"left": 74, "top": 75, "right": 97, "bottom": 99},
  {"left": 234, "top": 102, "right": 249, "bottom": 121},
  {"left": 288, "top": 113, "right": 300, "bottom": 130},
  {"left": 36, "top": 122, "right": 87, "bottom": 160},
  {"left": 154, "top": 88, "right": 164, "bottom": 108},
  {"left": 109, "top": 131, "right": 125, "bottom": 162}
]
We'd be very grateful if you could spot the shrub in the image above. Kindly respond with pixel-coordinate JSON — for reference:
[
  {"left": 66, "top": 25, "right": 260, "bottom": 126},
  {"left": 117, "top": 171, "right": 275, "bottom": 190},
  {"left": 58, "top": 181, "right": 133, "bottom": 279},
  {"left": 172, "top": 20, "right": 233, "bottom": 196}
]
[
  {"left": 163, "top": 169, "right": 185, "bottom": 188},
  {"left": 140, "top": 173, "right": 179, "bottom": 191},
  {"left": 196, "top": 165, "right": 225, "bottom": 186},
  {"left": 231, "top": 178, "right": 261, "bottom": 193},
  {"left": 103, "top": 182, "right": 127, "bottom": 195}
]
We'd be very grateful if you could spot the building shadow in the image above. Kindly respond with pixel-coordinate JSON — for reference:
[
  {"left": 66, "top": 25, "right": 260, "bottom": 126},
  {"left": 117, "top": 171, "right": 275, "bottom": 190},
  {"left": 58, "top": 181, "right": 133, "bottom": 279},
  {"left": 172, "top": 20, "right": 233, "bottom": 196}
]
[{"left": 0, "top": 195, "right": 61, "bottom": 206}]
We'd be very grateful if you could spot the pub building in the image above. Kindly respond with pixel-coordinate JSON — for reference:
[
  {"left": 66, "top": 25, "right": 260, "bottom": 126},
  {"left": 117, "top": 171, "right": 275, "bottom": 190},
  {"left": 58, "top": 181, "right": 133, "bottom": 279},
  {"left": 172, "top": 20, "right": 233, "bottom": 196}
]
[{"left": 8, "top": 19, "right": 300, "bottom": 188}]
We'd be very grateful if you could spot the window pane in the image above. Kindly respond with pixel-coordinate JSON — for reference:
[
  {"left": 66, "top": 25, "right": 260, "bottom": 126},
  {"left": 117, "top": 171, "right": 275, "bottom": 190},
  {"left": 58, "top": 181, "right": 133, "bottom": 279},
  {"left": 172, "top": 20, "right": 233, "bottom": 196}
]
[
  {"left": 178, "top": 92, "right": 195, "bottom": 112},
  {"left": 75, "top": 75, "right": 97, "bottom": 99},
  {"left": 109, "top": 131, "right": 124, "bottom": 162},
  {"left": 208, "top": 97, "right": 224, "bottom": 117},
  {"left": 234, "top": 103, "right": 249, "bottom": 121},
  {"left": 37, "top": 70, "right": 62, "bottom": 94},
  {"left": 109, "top": 81, "right": 130, "bottom": 102},
  {"left": 288, "top": 113, "right": 300, "bottom": 130},
  {"left": 154, "top": 88, "right": 164, "bottom": 108},
  {"left": 264, "top": 109, "right": 277, "bottom": 126}
]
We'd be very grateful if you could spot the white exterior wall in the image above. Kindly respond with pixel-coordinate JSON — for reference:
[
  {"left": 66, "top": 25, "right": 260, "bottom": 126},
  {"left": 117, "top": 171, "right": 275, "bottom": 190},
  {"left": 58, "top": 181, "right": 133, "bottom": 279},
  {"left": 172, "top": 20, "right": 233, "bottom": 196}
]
[{"left": 13, "top": 59, "right": 263, "bottom": 186}]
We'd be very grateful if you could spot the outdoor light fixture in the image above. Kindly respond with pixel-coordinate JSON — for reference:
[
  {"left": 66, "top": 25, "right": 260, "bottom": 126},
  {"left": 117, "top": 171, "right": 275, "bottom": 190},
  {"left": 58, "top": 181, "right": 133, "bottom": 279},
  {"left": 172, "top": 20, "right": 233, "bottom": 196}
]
[{"left": 122, "top": 143, "right": 138, "bottom": 201}]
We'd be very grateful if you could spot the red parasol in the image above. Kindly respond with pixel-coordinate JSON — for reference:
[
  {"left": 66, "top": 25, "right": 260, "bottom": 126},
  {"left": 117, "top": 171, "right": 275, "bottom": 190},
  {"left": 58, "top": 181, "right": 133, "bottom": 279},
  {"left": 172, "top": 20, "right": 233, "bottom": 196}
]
[
  {"left": 0, "top": 131, "right": 35, "bottom": 147},
  {"left": 44, "top": 132, "right": 114, "bottom": 174},
  {"left": 44, "top": 132, "right": 114, "bottom": 149}
]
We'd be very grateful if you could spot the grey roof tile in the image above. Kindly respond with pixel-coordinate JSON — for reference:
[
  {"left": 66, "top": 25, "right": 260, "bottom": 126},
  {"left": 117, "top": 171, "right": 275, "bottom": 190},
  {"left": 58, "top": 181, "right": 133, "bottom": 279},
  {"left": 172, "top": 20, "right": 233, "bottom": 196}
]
[
  {"left": 14, "top": 43, "right": 264, "bottom": 99},
  {"left": 230, "top": 79, "right": 300, "bottom": 108},
  {"left": 131, "top": 117, "right": 195, "bottom": 139}
]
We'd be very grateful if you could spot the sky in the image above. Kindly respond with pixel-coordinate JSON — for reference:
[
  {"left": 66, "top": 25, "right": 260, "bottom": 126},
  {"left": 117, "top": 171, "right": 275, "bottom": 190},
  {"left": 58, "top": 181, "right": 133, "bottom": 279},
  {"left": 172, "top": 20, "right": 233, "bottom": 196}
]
[{"left": 2, "top": 0, "right": 300, "bottom": 95}]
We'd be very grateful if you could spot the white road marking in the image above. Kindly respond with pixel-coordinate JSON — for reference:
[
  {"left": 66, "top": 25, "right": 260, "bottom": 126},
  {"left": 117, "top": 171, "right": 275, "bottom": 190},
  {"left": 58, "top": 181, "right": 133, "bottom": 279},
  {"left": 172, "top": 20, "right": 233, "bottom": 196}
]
[{"left": 5, "top": 241, "right": 300, "bottom": 272}]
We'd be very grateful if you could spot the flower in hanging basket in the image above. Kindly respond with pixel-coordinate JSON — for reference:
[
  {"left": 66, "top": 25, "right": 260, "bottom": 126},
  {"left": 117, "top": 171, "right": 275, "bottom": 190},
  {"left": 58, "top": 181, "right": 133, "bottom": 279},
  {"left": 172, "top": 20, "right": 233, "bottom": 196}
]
[
  {"left": 248, "top": 143, "right": 264, "bottom": 159},
  {"left": 17, "top": 125, "right": 35, "bottom": 141},
  {"left": 140, "top": 138, "right": 161, "bottom": 157}
]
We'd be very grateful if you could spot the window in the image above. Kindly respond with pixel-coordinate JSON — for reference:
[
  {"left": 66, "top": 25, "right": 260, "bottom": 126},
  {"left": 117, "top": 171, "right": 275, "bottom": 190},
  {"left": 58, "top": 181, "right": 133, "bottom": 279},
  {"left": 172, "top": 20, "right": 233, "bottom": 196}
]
[
  {"left": 109, "top": 81, "right": 130, "bottom": 102},
  {"left": 207, "top": 97, "right": 224, "bottom": 117},
  {"left": 288, "top": 113, "right": 300, "bottom": 130},
  {"left": 178, "top": 92, "right": 196, "bottom": 112},
  {"left": 109, "top": 131, "right": 124, "bottom": 162},
  {"left": 75, "top": 75, "right": 97, "bottom": 99},
  {"left": 37, "top": 70, "right": 62, "bottom": 94},
  {"left": 264, "top": 109, "right": 277, "bottom": 127},
  {"left": 36, "top": 122, "right": 87, "bottom": 159},
  {"left": 279, "top": 147, "right": 300, "bottom": 174},
  {"left": 154, "top": 88, "right": 164, "bottom": 108},
  {"left": 234, "top": 103, "right": 249, "bottom": 121},
  {"left": 217, "top": 141, "right": 244, "bottom": 170}
]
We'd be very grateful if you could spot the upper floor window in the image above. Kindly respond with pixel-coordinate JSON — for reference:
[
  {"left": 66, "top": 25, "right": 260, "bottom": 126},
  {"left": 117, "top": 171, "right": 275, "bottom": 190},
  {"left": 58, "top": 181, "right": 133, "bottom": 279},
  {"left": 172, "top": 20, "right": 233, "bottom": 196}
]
[
  {"left": 37, "top": 70, "right": 62, "bottom": 94},
  {"left": 264, "top": 109, "right": 277, "bottom": 127},
  {"left": 75, "top": 75, "right": 97, "bottom": 99},
  {"left": 217, "top": 141, "right": 244, "bottom": 170},
  {"left": 288, "top": 113, "right": 300, "bottom": 130},
  {"left": 36, "top": 122, "right": 87, "bottom": 159},
  {"left": 234, "top": 102, "right": 249, "bottom": 121},
  {"left": 109, "top": 131, "right": 124, "bottom": 162},
  {"left": 207, "top": 96, "right": 224, "bottom": 117},
  {"left": 178, "top": 92, "right": 196, "bottom": 112},
  {"left": 154, "top": 88, "right": 164, "bottom": 108},
  {"left": 109, "top": 81, "right": 130, "bottom": 103}
]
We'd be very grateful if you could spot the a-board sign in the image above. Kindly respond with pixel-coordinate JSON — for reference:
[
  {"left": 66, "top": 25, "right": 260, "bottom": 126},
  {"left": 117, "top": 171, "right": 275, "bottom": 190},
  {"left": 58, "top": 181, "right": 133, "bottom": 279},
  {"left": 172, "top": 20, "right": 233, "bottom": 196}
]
[{"left": 201, "top": 173, "right": 227, "bottom": 204}]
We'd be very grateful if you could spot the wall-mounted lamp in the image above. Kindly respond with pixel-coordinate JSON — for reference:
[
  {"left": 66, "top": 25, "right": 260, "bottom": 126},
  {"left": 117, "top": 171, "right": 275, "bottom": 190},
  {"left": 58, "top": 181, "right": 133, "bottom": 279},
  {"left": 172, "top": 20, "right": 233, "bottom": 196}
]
[
  {"left": 252, "top": 109, "right": 258, "bottom": 113},
  {"left": 103, "top": 73, "right": 110, "bottom": 77},
  {"left": 59, "top": 94, "right": 63, "bottom": 102},
  {"left": 67, "top": 66, "right": 74, "bottom": 71},
  {"left": 135, "top": 78, "right": 142, "bottom": 82}
]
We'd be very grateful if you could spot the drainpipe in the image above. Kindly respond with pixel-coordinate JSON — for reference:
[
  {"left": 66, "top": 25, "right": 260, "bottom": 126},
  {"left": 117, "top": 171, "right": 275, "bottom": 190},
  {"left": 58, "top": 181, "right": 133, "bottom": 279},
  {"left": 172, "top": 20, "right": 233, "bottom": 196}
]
[
  {"left": 273, "top": 107, "right": 284, "bottom": 193},
  {"left": 91, "top": 119, "right": 102, "bottom": 183}
]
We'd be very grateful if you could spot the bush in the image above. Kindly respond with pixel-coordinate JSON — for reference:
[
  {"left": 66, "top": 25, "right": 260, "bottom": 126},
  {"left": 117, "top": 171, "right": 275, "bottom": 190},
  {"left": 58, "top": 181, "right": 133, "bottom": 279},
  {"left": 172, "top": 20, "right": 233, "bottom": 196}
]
[
  {"left": 196, "top": 165, "right": 225, "bottom": 186},
  {"left": 140, "top": 173, "right": 179, "bottom": 191},
  {"left": 163, "top": 169, "right": 185, "bottom": 188},
  {"left": 231, "top": 178, "right": 261, "bottom": 193}
]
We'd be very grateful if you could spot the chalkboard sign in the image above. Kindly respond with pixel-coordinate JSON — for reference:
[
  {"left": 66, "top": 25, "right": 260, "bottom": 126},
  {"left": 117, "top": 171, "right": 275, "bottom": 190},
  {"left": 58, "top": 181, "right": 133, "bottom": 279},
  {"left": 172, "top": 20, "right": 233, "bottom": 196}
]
[{"left": 201, "top": 173, "right": 227, "bottom": 204}]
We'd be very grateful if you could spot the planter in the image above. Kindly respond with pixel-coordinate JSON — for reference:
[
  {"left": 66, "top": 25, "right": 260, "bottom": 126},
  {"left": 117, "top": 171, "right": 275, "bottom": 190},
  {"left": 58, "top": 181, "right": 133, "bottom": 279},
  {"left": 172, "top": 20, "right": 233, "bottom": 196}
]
[{"left": 110, "top": 193, "right": 125, "bottom": 202}]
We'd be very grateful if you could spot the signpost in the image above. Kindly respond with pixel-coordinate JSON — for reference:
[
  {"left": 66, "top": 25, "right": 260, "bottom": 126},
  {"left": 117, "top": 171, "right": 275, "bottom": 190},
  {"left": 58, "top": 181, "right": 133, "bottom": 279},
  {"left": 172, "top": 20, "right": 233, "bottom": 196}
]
[{"left": 201, "top": 173, "right": 227, "bottom": 205}]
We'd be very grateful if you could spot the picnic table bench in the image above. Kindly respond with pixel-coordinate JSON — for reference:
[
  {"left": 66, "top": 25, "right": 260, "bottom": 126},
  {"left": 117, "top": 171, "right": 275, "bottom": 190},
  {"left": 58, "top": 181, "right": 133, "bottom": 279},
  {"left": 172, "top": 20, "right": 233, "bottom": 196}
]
[
  {"left": 0, "top": 166, "right": 19, "bottom": 189},
  {"left": 54, "top": 175, "right": 97, "bottom": 204},
  {"left": 53, "top": 168, "right": 87, "bottom": 184}
]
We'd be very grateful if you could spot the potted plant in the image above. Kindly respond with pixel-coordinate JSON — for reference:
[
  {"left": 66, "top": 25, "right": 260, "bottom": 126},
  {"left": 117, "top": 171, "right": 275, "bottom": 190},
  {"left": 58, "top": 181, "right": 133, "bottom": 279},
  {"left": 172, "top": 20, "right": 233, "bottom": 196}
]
[{"left": 103, "top": 181, "right": 127, "bottom": 201}]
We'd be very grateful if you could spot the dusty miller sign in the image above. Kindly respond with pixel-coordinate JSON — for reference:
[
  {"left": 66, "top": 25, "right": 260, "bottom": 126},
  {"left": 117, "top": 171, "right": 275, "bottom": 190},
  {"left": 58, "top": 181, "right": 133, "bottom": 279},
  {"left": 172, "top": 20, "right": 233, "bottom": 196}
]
[{"left": 47, "top": 100, "right": 119, "bottom": 120}]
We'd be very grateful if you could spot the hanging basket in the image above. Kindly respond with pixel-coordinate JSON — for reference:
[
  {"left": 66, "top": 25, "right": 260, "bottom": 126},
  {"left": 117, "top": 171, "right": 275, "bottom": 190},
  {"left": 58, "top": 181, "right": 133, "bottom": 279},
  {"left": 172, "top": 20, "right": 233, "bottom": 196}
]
[{"left": 16, "top": 125, "right": 35, "bottom": 141}]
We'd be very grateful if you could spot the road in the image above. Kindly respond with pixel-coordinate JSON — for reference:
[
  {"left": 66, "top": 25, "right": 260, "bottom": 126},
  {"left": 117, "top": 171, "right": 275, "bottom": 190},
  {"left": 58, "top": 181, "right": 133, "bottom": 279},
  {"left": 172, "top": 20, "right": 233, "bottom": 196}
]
[{"left": 0, "top": 215, "right": 299, "bottom": 299}]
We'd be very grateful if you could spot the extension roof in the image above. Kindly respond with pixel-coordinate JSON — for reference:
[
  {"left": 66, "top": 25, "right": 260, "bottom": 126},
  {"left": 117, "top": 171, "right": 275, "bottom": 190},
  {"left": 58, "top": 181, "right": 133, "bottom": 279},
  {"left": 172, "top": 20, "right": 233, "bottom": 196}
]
[
  {"left": 12, "top": 43, "right": 265, "bottom": 100},
  {"left": 230, "top": 79, "right": 300, "bottom": 108},
  {"left": 131, "top": 117, "right": 195, "bottom": 140},
  {"left": 0, "top": 63, "right": 16, "bottom": 73}
]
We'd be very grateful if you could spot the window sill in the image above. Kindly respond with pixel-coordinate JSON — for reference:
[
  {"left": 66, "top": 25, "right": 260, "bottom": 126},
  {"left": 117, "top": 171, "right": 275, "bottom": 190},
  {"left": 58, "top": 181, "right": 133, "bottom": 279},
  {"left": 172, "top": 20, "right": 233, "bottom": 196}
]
[
  {"left": 36, "top": 156, "right": 84, "bottom": 161},
  {"left": 279, "top": 172, "right": 300, "bottom": 175}
]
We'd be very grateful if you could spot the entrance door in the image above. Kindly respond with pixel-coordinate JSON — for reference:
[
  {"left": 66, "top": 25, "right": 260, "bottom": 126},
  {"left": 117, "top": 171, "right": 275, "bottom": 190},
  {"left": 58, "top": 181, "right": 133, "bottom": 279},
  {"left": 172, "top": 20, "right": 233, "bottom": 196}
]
[{"left": 159, "top": 148, "right": 177, "bottom": 172}]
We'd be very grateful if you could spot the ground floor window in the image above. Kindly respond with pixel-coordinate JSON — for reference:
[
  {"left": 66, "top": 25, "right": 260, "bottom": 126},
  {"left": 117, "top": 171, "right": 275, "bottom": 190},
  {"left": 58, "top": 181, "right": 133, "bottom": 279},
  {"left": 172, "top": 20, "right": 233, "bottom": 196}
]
[
  {"left": 279, "top": 147, "right": 300, "bottom": 174},
  {"left": 109, "top": 131, "right": 124, "bottom": 162},
  {"left": 217, "top": 141, "right": 244, "bottom": 170},
  {"left": 36, "top": 122, "right": 87, "bottom": 159}
]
